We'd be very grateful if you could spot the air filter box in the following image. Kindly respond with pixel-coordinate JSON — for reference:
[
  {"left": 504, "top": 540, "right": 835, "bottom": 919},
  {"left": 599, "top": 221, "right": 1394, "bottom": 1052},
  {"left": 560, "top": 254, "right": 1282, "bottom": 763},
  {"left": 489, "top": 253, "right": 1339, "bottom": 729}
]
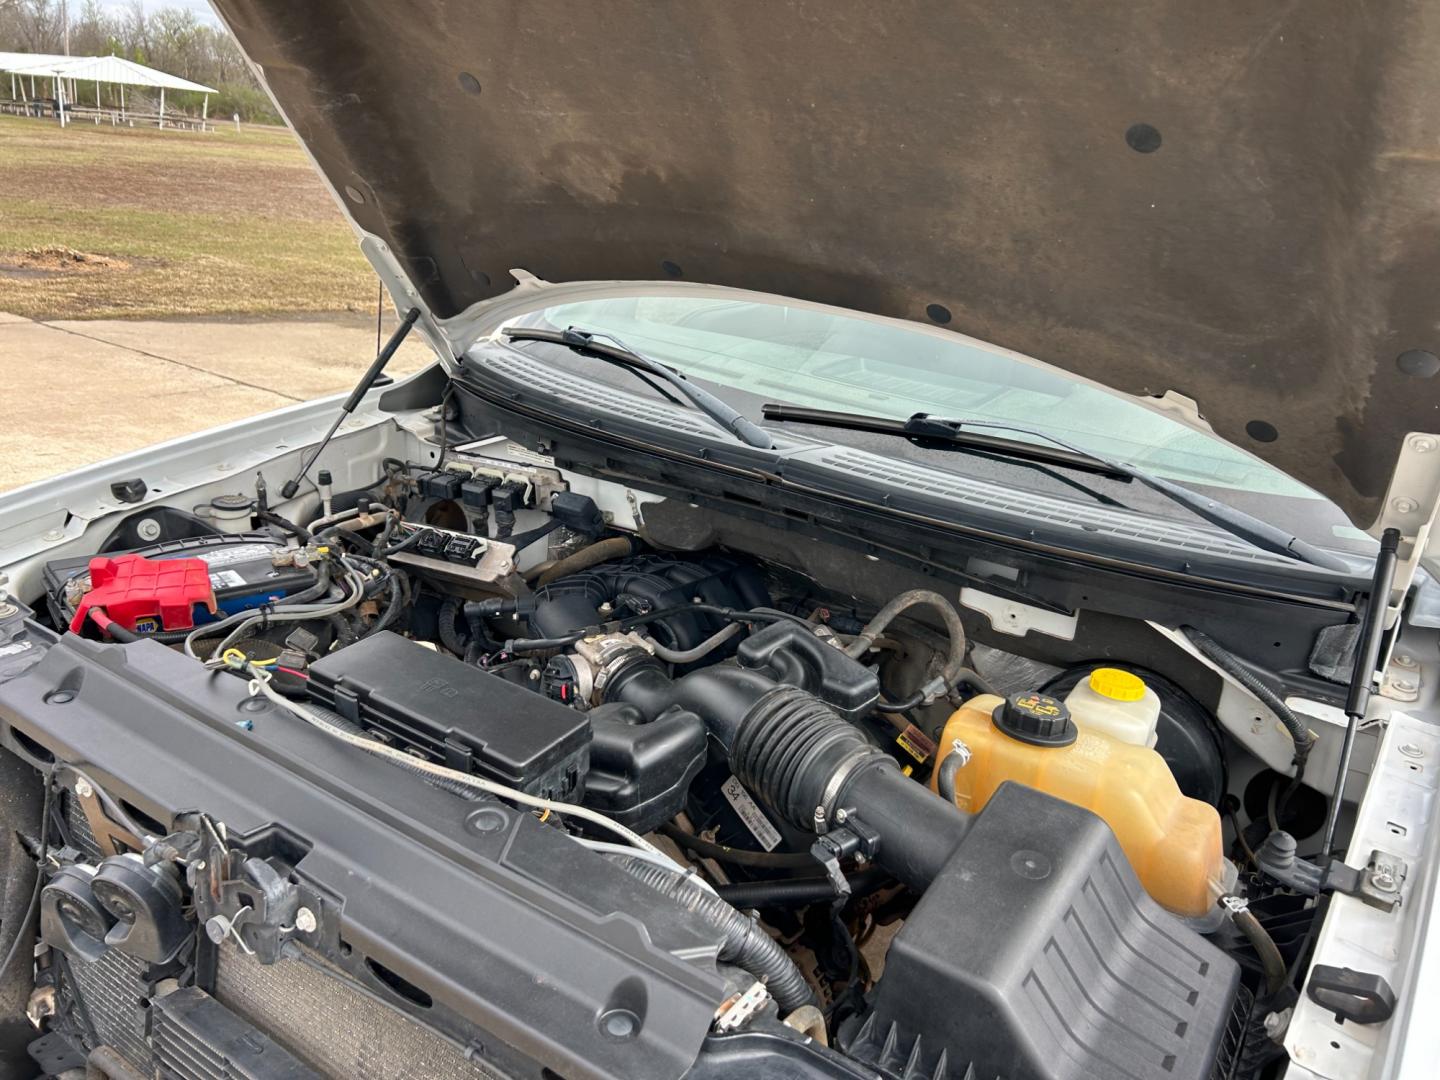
[
  {"left": 308, "top": 631, "right": 590, "bottom": 800},
  {"left": 844, "top": 782, "right": 1239, "bottom": 1080}
]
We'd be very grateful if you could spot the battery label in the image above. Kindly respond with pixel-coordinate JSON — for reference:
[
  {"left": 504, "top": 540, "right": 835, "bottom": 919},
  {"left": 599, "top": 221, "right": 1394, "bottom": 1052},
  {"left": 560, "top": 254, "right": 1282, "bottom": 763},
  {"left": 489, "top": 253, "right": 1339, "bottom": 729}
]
[
  {"left": 209, "top": 569, "right": 247, "bottom": 590},
  {"left": 195, "top": 544, "right": 276, "bottom": 568},
  {"left": 720, "top": 775, "right": 783, "bottom": 851}
]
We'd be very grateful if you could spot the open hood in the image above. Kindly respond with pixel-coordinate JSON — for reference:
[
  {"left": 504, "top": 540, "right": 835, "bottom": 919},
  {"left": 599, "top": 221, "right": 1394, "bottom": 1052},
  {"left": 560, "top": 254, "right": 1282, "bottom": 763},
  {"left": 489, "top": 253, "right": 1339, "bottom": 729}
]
[{"left": 214, "top": 1, "right": 1440, "bottom": 528}]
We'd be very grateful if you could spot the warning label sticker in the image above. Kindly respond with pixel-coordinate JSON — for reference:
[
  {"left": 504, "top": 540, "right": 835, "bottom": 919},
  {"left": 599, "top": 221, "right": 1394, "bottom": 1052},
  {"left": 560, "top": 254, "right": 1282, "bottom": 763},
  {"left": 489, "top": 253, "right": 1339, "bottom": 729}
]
[
  {"left": 209, "top": 570, "right": 246, "bottom": 590},
  {"left": 720, "top": 775, "right": 783, "bottom": 852},
  {"left": 197, "top": 544, "right": 274, "bottom": 568}
]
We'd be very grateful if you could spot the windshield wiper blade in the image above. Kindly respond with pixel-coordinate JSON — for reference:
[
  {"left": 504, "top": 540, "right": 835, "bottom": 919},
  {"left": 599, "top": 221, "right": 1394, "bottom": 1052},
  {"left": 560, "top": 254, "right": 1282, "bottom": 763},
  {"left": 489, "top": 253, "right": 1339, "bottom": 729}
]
[
  {"left": 762, "top": 404, "right": 1350, "bottom": 572},
  {"left": 764, "top": 404, "right": 1131, "bottom": 479},
  {"left": 503, "top": 326, "right": 775, "bottom": 449}
]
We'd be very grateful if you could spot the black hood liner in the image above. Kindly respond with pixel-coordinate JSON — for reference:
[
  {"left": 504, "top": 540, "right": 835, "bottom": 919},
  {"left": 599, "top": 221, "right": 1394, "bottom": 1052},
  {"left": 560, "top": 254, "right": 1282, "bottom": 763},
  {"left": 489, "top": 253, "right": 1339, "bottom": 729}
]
[{"left": 215, "top": 0, "right": 1440, "bottom": 527}]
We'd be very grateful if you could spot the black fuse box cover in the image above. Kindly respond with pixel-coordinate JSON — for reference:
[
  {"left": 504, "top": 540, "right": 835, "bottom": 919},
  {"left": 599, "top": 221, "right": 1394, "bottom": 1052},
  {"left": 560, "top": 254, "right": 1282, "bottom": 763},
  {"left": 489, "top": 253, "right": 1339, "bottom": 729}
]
[{"left": 308, "top": 631, "right": 590, "bottom": 798}]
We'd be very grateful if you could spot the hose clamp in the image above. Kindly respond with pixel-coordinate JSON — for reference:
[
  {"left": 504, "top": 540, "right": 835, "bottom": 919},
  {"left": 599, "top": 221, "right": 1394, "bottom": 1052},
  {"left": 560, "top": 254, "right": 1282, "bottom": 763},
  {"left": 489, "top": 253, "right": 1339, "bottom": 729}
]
[
  {"left": 815, "top": 747, "right": 877, "bottom": 832},
  {"left": 949, "top": 738, "right": 972, "bottom": 768}
]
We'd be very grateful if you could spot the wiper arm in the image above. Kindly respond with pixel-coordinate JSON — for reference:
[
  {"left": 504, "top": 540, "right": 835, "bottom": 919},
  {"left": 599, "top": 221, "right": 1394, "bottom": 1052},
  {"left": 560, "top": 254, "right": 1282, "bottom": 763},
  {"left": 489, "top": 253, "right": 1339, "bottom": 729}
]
[
  {"left": 503, "top": 326, "right": 775, "bottom": 449},
  {"left": 765, "top": 404, "right": 1131, "bottom": 479},
  {"left": 763, "top": 404, "right": 1349, "bottom": 572}
]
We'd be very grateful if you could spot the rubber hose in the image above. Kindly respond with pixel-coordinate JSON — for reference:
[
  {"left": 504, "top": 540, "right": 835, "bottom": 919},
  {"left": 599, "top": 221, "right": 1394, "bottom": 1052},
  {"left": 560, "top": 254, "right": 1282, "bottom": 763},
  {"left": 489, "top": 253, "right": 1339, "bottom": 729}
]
[
  {"left": 327, "top": 613, "right": 358, "bottom": 650},
  {"left": 463, "top": 604, "right": 504, "bottom": 664},
  {"left": 533, "top": 536, "right": 636, "bottom": 587},
  {"left": 608, "top": 854, "right": 816, "bottom": 1011},
  {"left": 505, "top": 633, "right": 586, "bottom": 653},
  {"left": 364, "top": 573, "right": 406, "bottom": 639},
  {"left": 843, "top": 589, "right": 969, "bottom": 692},
  {"left": 954, "top": 667, "right": 998, "bottom": 697},
  {"left": 436, "top": 595, "right": 472, "bottom": 657},
  {"left": 619, "top": 604, "right": 798, "bottom": 632},
  {"left": 648, "top": 623, "right": 742, "bottom": 664},
  {"left": 1183, "top": 628, "right": 1313, "bottom": 771},
  {"left": 322, "top": 527, "right": 376, "bottom": 557},
  {"left": 936, "top": 745, "right": 966, "bottom": 806},
  {"left": 1230, "top": 902, "right": 1286, "bottom": 995},
  {"left": 257, "top": 509, "right": 312, "bottom": 545},
  {"left": 277, "top": 561, "right": 333, "bottom": 607},
  {"left": 657, "top": 823, "right": 820, "bottom": 870},
  {"left": 715, "top": 868, "right": 887, "bottom": 909},
  {"left": 877, "top": 691, "right": 924, "bottom": 713}
]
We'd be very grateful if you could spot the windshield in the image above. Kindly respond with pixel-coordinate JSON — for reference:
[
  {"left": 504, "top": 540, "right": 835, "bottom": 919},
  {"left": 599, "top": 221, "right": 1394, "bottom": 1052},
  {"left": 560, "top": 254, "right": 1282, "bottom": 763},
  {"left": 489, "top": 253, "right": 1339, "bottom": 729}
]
[
  {"left": 504, "top": 293, "right": 1371, "bottom": 555},
  {"left": 512, "top": 295, "right": 1315, "bottom": 498}
]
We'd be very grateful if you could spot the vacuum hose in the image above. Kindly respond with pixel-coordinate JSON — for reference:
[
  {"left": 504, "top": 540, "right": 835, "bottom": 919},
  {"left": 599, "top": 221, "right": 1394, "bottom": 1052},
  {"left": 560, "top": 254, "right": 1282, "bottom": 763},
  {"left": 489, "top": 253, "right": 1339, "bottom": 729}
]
[
  {"left": 843, "top": 589, "right": 969, "bottom": 706},
  {"left": 606, "top": 854, "right": 817, "bottom": 1012}
]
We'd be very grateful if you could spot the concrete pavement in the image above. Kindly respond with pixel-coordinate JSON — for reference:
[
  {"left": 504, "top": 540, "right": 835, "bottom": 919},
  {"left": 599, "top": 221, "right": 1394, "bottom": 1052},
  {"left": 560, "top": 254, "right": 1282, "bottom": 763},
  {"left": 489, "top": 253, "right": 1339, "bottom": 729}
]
[{"left": 0, "top": 311, "right": 435, "bottom": 492}]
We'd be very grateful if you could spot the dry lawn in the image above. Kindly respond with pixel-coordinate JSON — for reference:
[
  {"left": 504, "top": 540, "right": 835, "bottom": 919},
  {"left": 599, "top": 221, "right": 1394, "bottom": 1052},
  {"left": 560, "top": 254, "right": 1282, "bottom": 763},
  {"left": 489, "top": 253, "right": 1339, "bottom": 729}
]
[{"left": 0, "top": 116, "right": 379, "bottom": 319}]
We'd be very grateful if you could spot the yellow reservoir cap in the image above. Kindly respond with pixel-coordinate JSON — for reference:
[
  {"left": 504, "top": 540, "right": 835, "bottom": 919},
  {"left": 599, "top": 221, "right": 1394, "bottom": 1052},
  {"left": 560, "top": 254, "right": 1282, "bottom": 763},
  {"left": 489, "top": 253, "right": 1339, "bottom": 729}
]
[{"left": 1089, "top": 667, "right": 1145, "bottom": 702}]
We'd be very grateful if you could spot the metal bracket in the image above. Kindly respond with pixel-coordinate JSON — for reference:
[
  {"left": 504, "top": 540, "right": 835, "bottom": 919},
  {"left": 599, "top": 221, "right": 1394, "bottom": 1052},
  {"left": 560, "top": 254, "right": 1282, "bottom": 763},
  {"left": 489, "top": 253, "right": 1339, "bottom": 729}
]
[
  {"left": 1328, "top": 850, "right": 1408, "bottom": 911},
  {"left": 714, "top": 981, "right": 772, "bottom": 1033},
  {"left": 1372, "top": 431, "right": 1440, "bottom": 620},
  {"left": 1380, "top": 651, "right": 1422, "bottom": 703},
  {"left": 1256, "top": 830, "right": 1407, "bottom": 912},
  {"left": 809, "top": 810, "right": 881, "bottom": 898},
  {"left": 188, "top": 824, "right": 302, "bottom": 964},
  {"left": 67, "top": 773, "right": 143, "bottom": 859}
]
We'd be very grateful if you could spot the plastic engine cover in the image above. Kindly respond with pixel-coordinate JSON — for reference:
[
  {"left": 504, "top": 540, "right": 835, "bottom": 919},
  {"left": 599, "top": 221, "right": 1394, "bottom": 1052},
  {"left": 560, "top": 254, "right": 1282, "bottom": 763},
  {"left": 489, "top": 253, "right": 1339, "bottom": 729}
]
[{"left": 845, "top": 782, "right": 1238, "bottom": 1080}]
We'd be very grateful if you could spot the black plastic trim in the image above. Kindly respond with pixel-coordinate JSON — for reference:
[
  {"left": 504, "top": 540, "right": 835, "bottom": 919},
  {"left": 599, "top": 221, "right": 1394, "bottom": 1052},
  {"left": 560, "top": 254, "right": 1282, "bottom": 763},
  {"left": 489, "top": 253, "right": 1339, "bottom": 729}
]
[{"left": 0, "top": 635, "right": 728, "bottom": 1080}]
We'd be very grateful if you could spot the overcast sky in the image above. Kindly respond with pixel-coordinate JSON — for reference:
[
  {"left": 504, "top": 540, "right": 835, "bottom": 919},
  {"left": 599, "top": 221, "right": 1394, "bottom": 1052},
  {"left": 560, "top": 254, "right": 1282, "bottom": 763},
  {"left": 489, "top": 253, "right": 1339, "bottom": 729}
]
[{"left": 97, "top": 1, "right": 222, "bottom": 27}]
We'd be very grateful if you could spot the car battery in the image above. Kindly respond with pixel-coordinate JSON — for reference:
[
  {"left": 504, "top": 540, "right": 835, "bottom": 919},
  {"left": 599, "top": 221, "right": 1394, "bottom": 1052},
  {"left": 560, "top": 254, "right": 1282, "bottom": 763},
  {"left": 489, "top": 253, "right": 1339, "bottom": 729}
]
[{"left": 45, "top": 534, "right": 319, "bottom": 632}]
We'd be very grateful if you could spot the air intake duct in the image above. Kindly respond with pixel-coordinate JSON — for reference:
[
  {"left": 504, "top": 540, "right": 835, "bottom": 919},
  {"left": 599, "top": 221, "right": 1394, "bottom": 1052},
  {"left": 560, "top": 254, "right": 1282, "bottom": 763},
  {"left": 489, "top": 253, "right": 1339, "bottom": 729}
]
[{"left": 622, "top": 666, "right": 972, "bottom": 890}]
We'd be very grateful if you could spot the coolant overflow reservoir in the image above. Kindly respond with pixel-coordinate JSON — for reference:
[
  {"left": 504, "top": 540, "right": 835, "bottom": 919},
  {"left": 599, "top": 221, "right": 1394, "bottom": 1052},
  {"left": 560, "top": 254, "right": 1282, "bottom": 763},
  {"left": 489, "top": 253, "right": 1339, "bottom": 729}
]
[
  {"left": 1063, "top": 667, "right": 1161, "bottom": 747},
  {"left": 933, "top": 692, "right": 1223, "bottom": 917}
]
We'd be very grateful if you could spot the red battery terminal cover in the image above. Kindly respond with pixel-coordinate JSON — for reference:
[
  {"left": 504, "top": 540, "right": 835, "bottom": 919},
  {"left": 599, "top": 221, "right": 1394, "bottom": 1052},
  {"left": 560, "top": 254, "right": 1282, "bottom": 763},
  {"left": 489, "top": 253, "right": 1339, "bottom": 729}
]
[{"left": 69, "top": 554, "right": 218, "bottom": 635}]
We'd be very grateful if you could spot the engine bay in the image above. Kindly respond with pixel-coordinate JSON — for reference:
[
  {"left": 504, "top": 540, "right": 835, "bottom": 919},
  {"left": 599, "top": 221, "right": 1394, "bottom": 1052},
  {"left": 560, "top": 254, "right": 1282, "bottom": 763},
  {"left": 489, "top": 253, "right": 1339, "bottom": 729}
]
[{"left": 0, "top": 409, "right": 1428, "bottom": 1080}]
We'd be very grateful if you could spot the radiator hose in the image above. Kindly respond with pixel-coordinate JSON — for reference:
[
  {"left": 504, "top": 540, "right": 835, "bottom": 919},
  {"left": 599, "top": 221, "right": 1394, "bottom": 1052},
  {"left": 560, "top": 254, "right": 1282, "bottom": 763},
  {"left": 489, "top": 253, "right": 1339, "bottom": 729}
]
[{"left": 606, "top": 854, "right": 817, "bottom": 1012}]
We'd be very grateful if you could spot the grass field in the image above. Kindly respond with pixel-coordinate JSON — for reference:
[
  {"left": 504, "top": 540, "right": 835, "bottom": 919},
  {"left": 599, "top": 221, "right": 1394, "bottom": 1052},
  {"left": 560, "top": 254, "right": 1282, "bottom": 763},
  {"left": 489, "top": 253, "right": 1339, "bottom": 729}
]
[{"left": 0, "top": 116, "right": 379, "bottom": 320}]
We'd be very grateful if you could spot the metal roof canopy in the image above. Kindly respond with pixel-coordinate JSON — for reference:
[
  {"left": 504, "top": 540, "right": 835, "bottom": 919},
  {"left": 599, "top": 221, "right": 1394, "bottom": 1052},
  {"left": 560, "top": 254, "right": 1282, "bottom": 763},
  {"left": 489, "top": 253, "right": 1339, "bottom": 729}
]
[
  {"left": 4, "top": 55, "right": 215, "bottom": 93},
  {"left": 0, "top": 52, "right": 72, "bottom": 71},
  {"left": 2, "top": 53, "right": 215, "bottom": 129}
]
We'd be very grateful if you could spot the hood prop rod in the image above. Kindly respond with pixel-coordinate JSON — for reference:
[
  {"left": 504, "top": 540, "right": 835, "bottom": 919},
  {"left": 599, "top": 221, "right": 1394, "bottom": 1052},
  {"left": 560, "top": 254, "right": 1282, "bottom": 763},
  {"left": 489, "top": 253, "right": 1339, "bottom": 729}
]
[
  {"left": 280, "top": 307, "right": 421, "bottom": 500},
  {"left": 1320, "top": 527, "right": 1401, "bottom": 859}
]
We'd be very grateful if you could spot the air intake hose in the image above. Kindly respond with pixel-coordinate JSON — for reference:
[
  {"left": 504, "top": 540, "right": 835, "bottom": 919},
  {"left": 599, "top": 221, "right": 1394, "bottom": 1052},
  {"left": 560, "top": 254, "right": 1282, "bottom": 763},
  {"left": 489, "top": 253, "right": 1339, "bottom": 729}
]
[{"left": 626, "top": 668, "right": 973, "bottom": 890}]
